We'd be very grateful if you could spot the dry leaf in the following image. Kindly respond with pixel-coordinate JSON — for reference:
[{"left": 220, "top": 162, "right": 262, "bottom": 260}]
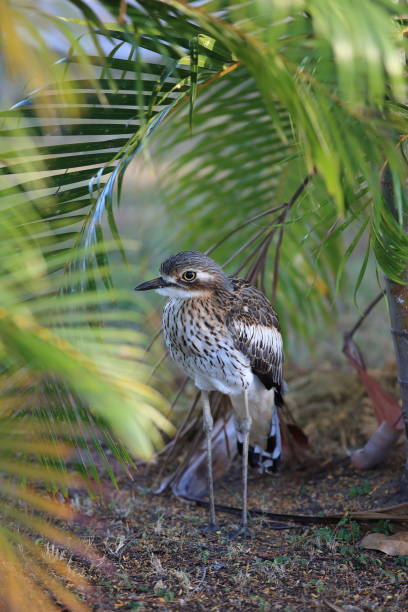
[
  {"left": 351, "top": 421, "right": 401, "bottom": 469},
  {"left": 360, "top": 531, "right": 408, "bottom": 556},
  {"left": 343, "top": 338, "right": 402, "bottom": 429},
  {"left": 324, "top": 602, "right": 363, "bottom": 612},
  {"left": 172, "top": 415, "right": 236, "bottom": 499}
]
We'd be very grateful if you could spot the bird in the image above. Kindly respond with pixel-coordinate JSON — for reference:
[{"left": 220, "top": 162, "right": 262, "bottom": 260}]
[{"left": 135, "top": 251, "right": 283, "bottom": 534}]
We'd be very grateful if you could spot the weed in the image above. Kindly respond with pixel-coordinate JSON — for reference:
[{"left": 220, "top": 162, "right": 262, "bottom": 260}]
[
  {"left": 155, "top": 588, "right": 175, "bottom": 601},
  {"left": 302, "top": 578, "right": 326, "bottom": 592},
  {"left": 313, "top": 527, "right": 335, "bottom": 545},
  {"left": 396, "top": 555, "right": 408, "bottom": 567},
  {"left": 381, "top": 569, "right": 399, "bottom": 584},
  {"left": 226, "top": 542, "right": 245, "bottom": 558},
  {"left": 150, "top": 554, "right": 165, "bottom": 575},
  {"left": 232, "top": 567, "right": 252, "bottom": 589},
  {"left": 336, "top": 518, "right": 360, "bottom": 543},
  {"left": 256, "top": 596, "right": 271, "bottom": 611},
  {"left": 199, "top": 548, "right": 210, "bottom": 562},
  {"left": 171, "top": 569, "right": 192, "bottom": 590},
  {"left": 153, "top": 514, "right": 164, "bottom": 535},
  {"left": 273, "top": 555, "right": 291, "bottom": 565},
  {"left": 352, "top": 553, "right": 369, "bottom": 566},
  {"left": 348, "top": 479, "right": 371, "bottom": 498},
  {"left": 372, "top": 520, "right": 395, "bottom": 535}
]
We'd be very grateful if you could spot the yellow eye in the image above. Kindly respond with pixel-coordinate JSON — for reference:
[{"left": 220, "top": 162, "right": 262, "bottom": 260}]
[{"left": 182, "top": 270, "right": 196, "bottom": 282}]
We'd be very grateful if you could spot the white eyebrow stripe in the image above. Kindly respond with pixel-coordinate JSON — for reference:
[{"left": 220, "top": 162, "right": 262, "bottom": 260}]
[
  {"left": 161, "top": 272, "right": 176, "bottom": 283},
  {"left": 195, "top": 271, "right": 212, "bottom": 280}
]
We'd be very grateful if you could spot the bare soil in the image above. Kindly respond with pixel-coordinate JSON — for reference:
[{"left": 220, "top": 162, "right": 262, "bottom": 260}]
[{"left": 70, "top": 366, "right": 408, "bottom": 611}]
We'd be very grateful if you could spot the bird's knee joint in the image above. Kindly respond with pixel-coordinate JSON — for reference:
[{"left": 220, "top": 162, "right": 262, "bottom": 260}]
[
  {"left": 240, "top": 417, "right": 252, "bottom": 434},
  {"left": 203, "top": 415, "right": 214, "bottom": 435}
]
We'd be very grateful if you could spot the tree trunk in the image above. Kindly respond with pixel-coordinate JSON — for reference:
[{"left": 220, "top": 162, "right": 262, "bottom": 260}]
[{"left": 381, "top": 165, "right": 408, "bottom": 493}]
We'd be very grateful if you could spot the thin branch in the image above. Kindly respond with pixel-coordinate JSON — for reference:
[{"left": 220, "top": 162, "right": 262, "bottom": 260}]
[
  {"left": 271, "top": 224, "right": 284, "bottom": 303},
  {"left": 190, "top": 498, "right": 408, "bottom": 525},
  {"left": 343, "top": 290, "right": 386, "bottom": 343},
  {"left": 222, "top": 227, "right": 268, "bottom": 268},
  {"left": 205, "top": 202, "right": 287, "bottom": 257},
  {"left": 248, "top": 229, "right": 276, "bottom": 289},
  {"left": 232, "top": 234, "right": 271, "bottom": 277},
  {"left": 145, "top": 326, "right": 163, "bottom": 353},
  {"left": 148, "top": 351, "right": 168, "bottom": 379}
]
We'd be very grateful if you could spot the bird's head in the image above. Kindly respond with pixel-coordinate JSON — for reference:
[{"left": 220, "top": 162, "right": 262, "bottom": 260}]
[{"left": 134, "top": 251, "right": 232, "bottom": 298}]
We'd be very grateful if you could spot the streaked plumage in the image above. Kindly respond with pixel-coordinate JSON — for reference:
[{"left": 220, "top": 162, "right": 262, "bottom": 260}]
[{"left": 135, "top": 251, "right": 284, "bottom": 532}]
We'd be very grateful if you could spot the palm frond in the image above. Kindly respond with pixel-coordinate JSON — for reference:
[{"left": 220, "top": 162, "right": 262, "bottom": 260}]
[{"left": 0, "top": 170, "right": 172, "bottom": 608}]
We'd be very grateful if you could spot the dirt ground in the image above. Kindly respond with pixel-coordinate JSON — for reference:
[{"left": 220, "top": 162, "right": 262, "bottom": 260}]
[{"left": 70, "top": 366, "right": 408, "bottom": 611}]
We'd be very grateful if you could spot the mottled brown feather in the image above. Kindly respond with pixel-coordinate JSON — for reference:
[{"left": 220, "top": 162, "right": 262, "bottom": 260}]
[{"left": 223, "top": 279, "right": 283, "bottom": 391}]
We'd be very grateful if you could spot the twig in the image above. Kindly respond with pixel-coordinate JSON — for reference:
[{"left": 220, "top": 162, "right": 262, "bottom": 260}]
[
  {"left": 232, "top": 233, "right": 271, "bottom": 277},
  {"left": 205, "top": 203, "right": 287, "bottom": 257},
  {"left": 271, "top": 222, "right": 285, "bottom": 303},
  {"left": 243, "top": 171, "right": 315, "bottom": 289},
  {"left": 343, "top": 290, "right": 386, "bottom": 343},
  {"left": 222, "top": 227, "right": 268, "bottom": 269},
  {"left": 149, "top": 351, "right": 168, "bottom": 379},
  {"left": 145, "top": 326, "right": 163, "bottom": 352},
  {"left": 270, "top": 171, "right": 316, "bottom": 299},
  {"left": 190, "top": 498, "right": 408, "bottom": 525}
]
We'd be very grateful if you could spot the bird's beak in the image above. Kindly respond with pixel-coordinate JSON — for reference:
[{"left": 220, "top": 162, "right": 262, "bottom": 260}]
[{"left": 134, "top": 277, "right": 169, "bottom": 291}]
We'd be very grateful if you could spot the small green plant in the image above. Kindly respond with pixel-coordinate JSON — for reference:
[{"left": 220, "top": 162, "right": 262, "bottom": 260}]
[
  {"left": 336, "top": 518, "right": 360, "bottom": 543},
  {"left": 199, "top": 548, "right": 210, "bottom": 562},
  {"left": 381, "top": 569, "right": 399, "bottom": 584},
  {"left": 313, "top": 527, "right": 336, "bottom": 544},
  {"left": 273, "top": 555, "right": 291, "bottom": 566},
  {"left": 257, "top": 597, "right": 271, "bottom": 612},
  {"left": 302, "top": 578, "right": 326, "bottom": 592},
  {"left": 348, "top": 479, "right": 372, "bottom": 498},
  {"left": 155, "top": 589, "right": 175, "bottom": 601},
  {"left": 164, "top": 591, "right": 175, "bottom": 602},
  {"left": 372, "top": 520, "right": 395, "bottom": 535},
  {"left": 396, "top": 556, "right": 408, "bottom": 567}
]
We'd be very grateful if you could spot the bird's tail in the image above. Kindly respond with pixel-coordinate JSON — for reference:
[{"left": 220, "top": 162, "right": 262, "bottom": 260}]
[{"left": 233, "top": 386, "right": 282, "bottom": 474}]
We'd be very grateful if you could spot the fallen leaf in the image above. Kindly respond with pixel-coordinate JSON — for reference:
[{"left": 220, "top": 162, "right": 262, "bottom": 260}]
[
  {"left": 171, "top": 413, "right": 236, "bottom": 499},
  {"left": 343, "top": 338, "right": 402, "bottom": 429},
  {"left": 360, "top": 531, "right": 408, "bottom": 556},
  {"left": 351, "top": 421, "right": 401, "bottom": 469},
  {"left": 324, "top": 602, "right": 363, "bottom": 612}
]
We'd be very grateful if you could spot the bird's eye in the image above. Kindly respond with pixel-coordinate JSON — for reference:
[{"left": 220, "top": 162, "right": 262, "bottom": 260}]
[{"left": 182, "top": 270, "right": 196, "bottom": 282}]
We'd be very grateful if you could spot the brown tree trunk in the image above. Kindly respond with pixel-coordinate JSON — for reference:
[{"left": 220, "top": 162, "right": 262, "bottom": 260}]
[{"left": 381, "top": 166, "right": 408, "bottom": 493}]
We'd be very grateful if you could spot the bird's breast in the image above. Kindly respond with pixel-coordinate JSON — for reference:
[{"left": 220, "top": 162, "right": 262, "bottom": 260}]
[
  {"left": 162, "top": 298, "right": 252, "bottom": 392},
  {"left": 163, "top": 298, "right": 225, "bottom": 356}
]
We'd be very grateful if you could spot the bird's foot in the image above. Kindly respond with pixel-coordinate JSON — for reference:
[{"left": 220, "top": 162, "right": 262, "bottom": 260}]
[
  {"left": 229, "top": 524, "right": 253, "bottom": 539},
  {"left": 200, "top": 521, "right": 221, "bottom": 535}
]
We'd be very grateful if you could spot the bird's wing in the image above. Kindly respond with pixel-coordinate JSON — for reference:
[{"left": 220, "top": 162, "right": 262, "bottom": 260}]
[{"left": 225, "top": 281, "right": 283, "bottom": 391}]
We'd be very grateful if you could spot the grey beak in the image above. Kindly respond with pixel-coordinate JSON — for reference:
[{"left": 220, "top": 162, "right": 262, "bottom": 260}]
[{"left": 134, "top": 277, "right": 169, "bottom": 291}]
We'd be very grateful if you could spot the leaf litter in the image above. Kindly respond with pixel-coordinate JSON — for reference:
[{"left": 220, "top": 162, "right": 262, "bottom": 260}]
[{"left": 65, "top": 364, "right": 408, "bottom": 610}]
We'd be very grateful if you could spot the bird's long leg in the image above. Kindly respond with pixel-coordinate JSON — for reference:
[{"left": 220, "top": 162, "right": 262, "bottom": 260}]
[
  {"left": 201, "top": 390, "right": 217, "bottom": 528},
  {"left": 241, "top": 389, "right": 252, "bottom": 533}
]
